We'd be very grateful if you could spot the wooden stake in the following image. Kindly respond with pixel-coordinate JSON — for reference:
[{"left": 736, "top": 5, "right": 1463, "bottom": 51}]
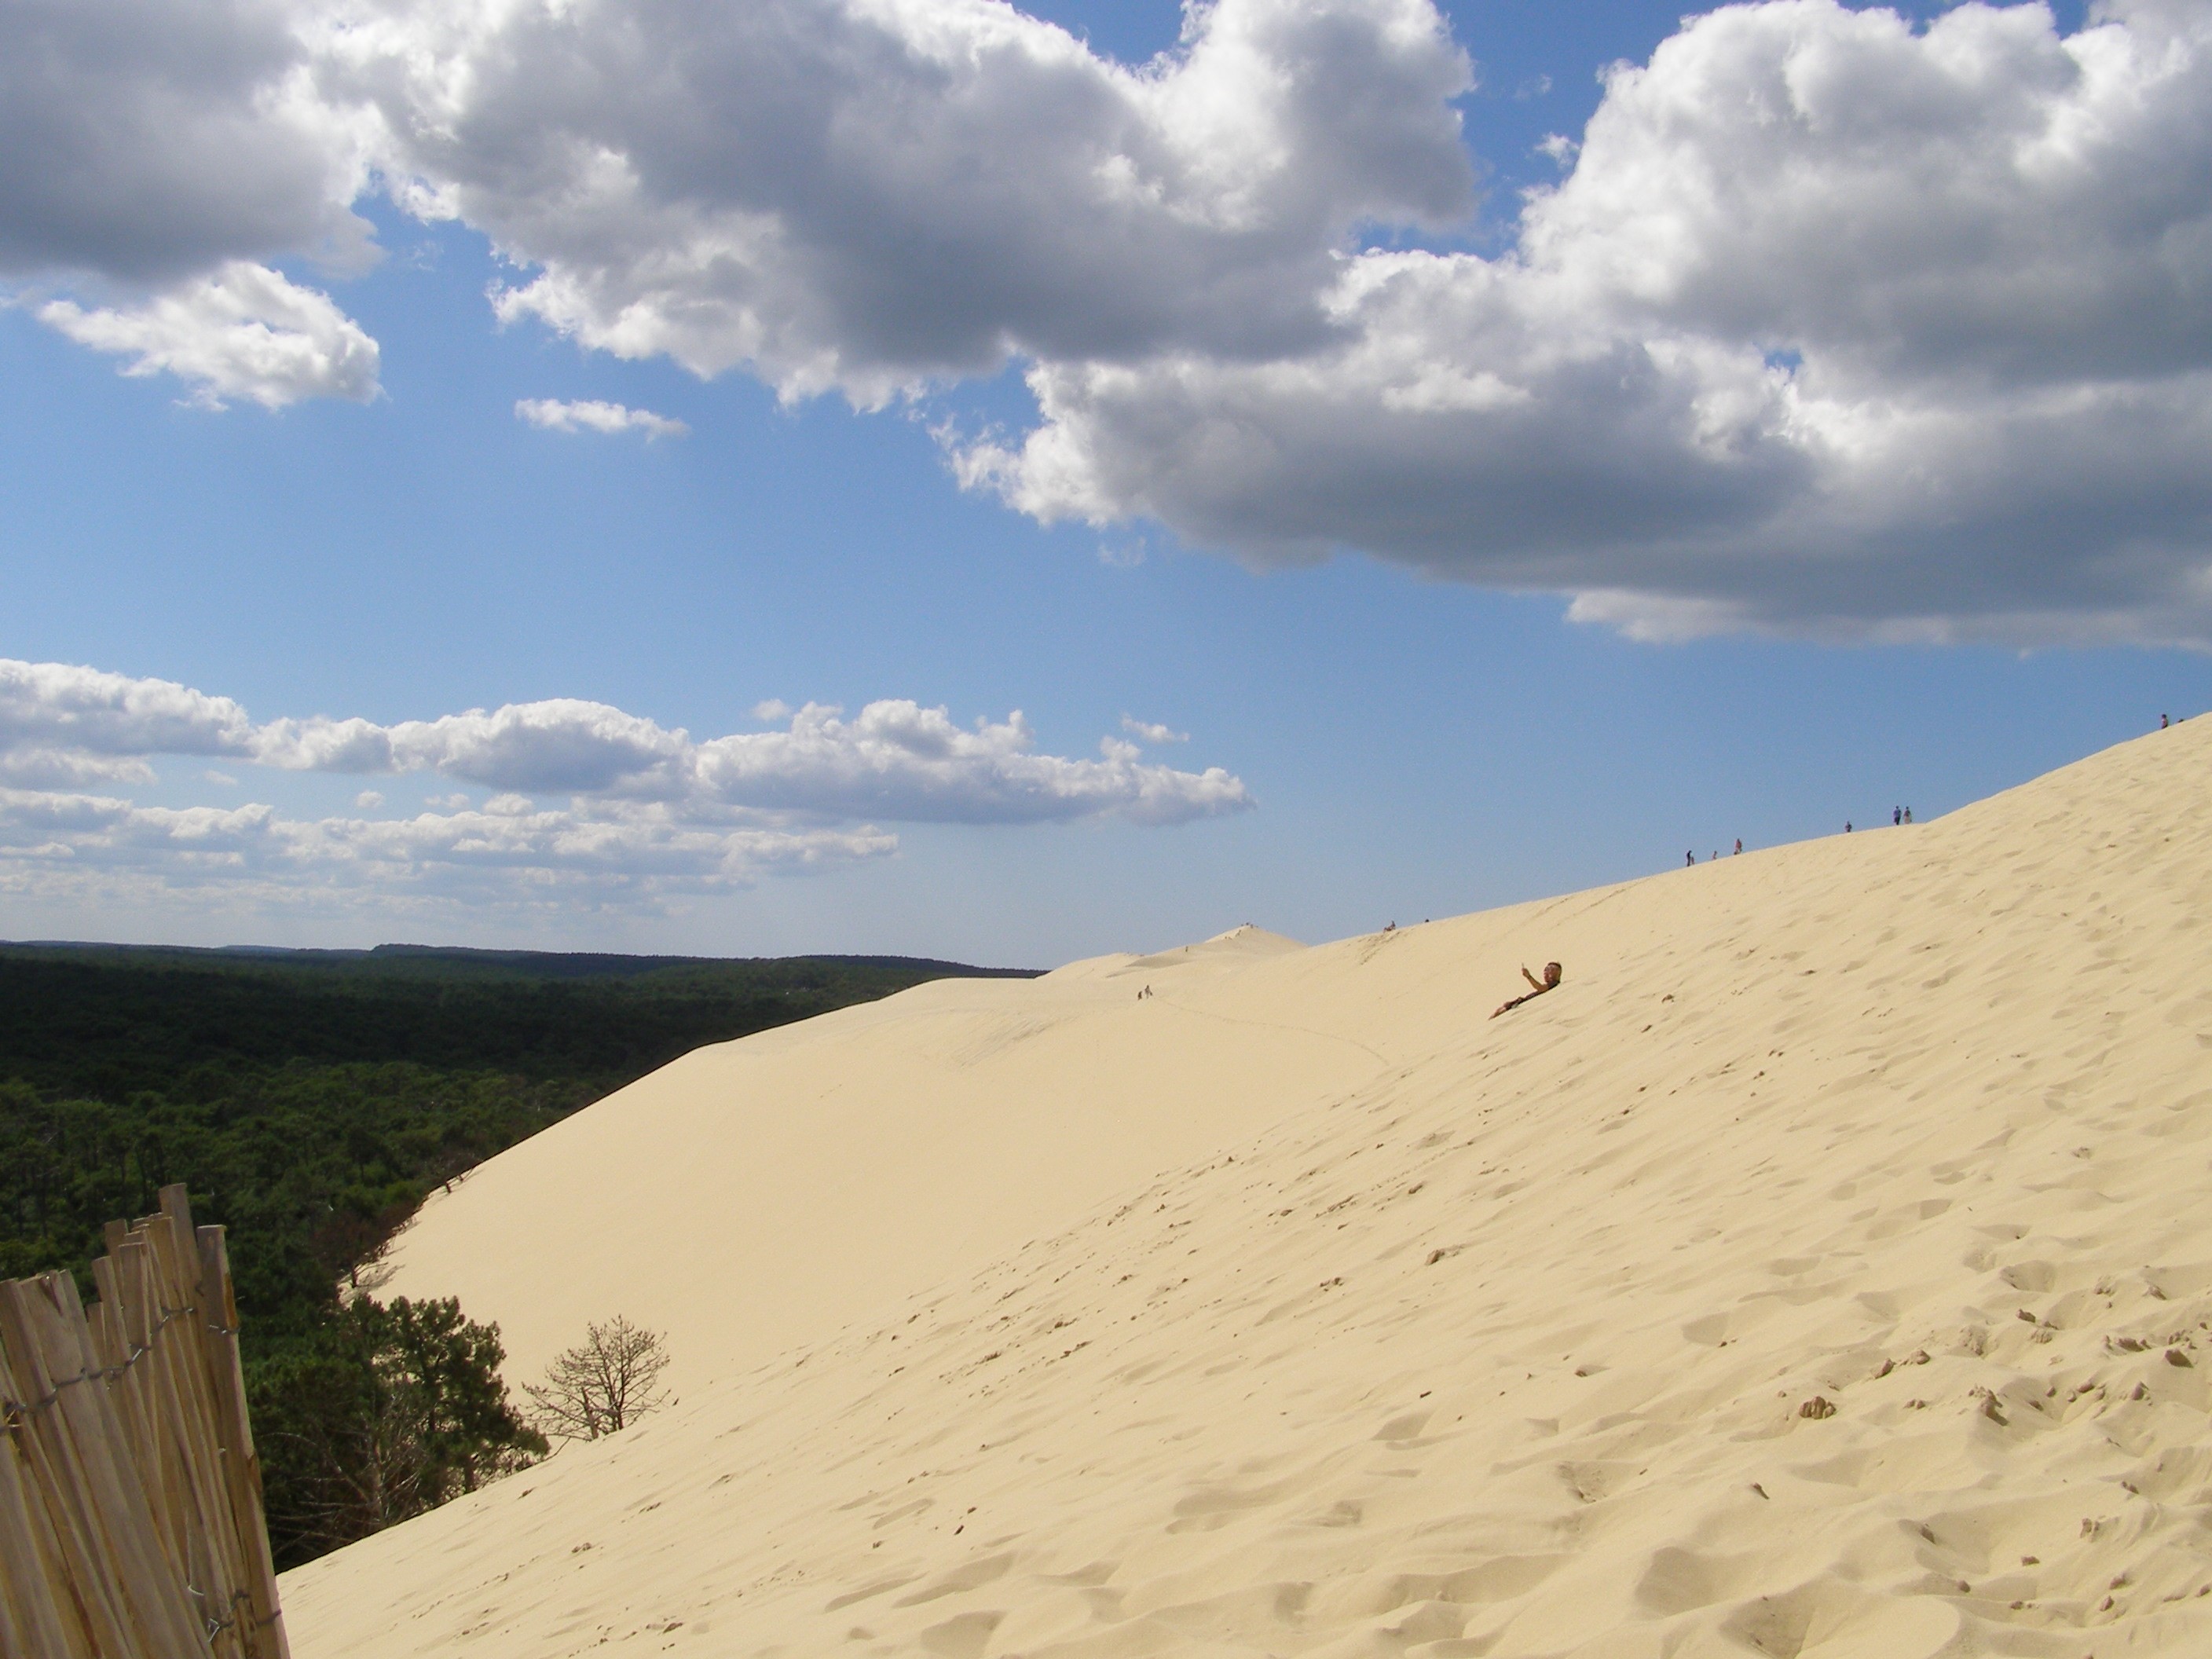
[{"left": 196, "top": 1228, "right": 289, "bottom": 1659}]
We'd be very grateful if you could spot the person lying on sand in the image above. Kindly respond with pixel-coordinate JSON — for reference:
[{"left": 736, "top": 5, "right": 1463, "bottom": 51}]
[{"left": 1492, "top": 961, "right": 1562, "bottom": 1018}]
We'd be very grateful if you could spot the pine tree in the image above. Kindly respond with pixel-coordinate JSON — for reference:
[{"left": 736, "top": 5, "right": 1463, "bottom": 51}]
[{"left": 250, "top": 1295, "right": 546, "bottom": 1566}]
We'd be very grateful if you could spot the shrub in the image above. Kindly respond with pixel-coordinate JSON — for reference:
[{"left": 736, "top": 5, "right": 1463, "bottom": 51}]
[{"left": 524, "top": 1317, "right": 672, "bottom": 1441}]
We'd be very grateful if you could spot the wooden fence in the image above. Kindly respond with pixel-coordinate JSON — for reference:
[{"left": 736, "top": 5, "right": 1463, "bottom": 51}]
[{"left": 0, "top": 1185, "right": 289, "bottom": 1659}]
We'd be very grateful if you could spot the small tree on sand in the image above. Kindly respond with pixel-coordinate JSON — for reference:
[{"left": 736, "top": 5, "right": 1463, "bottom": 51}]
[{"left": 524, "top": 1316, "right": 672, "bottom": 1441}]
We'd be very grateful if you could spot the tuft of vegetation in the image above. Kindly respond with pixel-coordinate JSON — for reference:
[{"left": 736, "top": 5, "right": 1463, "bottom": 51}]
[
  {"left": 0, "top": 940, "right": 1032, "bottom": 1566},
  {"left": 524, "top": 1316, "right": 672, "bottom": 1442}
]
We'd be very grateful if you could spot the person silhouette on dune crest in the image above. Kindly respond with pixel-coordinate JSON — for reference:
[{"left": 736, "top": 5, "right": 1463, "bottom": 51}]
[{"left": 1492, "top": 961, "right": 1562, "bottom": 1019}]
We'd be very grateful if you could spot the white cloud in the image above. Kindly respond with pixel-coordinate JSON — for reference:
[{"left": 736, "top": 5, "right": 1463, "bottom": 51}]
[
  {"left": 283, "top": 698, "right": 696, "bottom": 794},
  {"left": 18, "top": 0, "right": 2212, "bottom": 638},
  {"left": 1097, "top": 531, "right": 1149, "bottom": 569},
  {"left": 1120, "top": 716, "right": 1188, "bottom": 745},
  {"left": 331, "top": 0, "right": 2212, "bottom": 640},
  {"left": 38, "top": 262, "right": 379, "bottom": 407},
  {"left": 326, "top": 0, "right": 1474, "bottom": 403},
  {"left": 515, "top": 397, "right": 688, "bottom": 438},
  {"left": 0, "top": 786, "right": 892, "bottom": 907},
  {"left": 690, "top": 701, "right": 1250, "bottom": 826},
  {"left": 0, "top": 0, "right": 380, "bottom": 408},
  {"left": 0, "top": 657, "right": 257, "bottom": 756},
  {"left": 959, "top": 0, "right": 2212, "bottom": 643},
  {"left": 0, "top": 657, "right": 1251, "bottom": 908},
  {"left": 0, "top": 749, "right": 156, "bottom": 789},
  {"left": 0, "top": 0, "right": 372, "bottom": 284},
  {"left": 254, "top": 682, "right": 1251, "bottom": 826}
]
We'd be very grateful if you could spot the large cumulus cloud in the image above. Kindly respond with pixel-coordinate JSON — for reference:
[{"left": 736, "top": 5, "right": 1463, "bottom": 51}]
[
  {"left": 0, "top": 0, "right": 380, "bottom": 405},
  {"left": 319, "top": 0, "right": 1474, "bottom": 400},
  {"left": 0, "top": 0, "right": 368, "bottom": 281},
  {"left": 970, "top": 0, "right": 2212, "bottom": 642},
  {"left": 14, "top": 0, "right": 2212, "bottom": 640}
]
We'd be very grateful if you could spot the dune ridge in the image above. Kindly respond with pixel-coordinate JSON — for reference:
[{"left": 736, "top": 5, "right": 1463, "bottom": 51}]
[{"left": 284, "top": 720, "right": 2212, "bottom": 1657}]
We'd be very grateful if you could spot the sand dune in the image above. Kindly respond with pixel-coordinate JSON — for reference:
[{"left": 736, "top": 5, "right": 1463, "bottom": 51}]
[
  {"left": 284, "top": 720, "right": 2212, "bottom": 1657},
  {"left": 361, "top": 920, "right": 1374, "bottom": 1392}
]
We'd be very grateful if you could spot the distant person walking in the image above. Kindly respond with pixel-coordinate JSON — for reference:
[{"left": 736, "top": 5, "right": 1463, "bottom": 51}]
[
  {"left": 1845, "top": 821, "right": 1853, "bottom": 833},
  {"left": 1893, "top": 806, "right": 1902, "bottom": 826},
  {"left": 1903, "top": 806, "right": 1912, "bottom": 823},
  {"left": 1734, "top": 838, "right": 1742, "bottom": 855},
  {"left": 1686, "top": 850, "right": 1695, "bottom": 866},
  {"left": 1492, "top": 961, "right": 1562, "bottom": 1018},
  {"left": 2163, "top": 713, "right": 2170, "bottom": 729}
]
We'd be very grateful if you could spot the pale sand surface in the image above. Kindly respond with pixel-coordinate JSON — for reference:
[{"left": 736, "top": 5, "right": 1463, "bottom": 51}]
[
  {"left": 358, "top": 919, "right": 1362, "bottom": 1393},
  {"left": 284, "top": 720, "right": 2212, "bottom": 1657}
]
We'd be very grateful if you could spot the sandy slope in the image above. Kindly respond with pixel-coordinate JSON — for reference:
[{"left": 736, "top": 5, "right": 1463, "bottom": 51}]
[
  {"left": 284, "top": 720, "right": 2212, "bottom": 1657},
  {"left": 359, "top": 921, "right": 1364, "bottom": 1392}
]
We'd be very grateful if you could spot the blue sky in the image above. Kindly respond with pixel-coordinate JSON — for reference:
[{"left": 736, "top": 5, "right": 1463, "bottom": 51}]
[{"left": 0, "top": 0, "right": 2203, "bottom": 965}]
